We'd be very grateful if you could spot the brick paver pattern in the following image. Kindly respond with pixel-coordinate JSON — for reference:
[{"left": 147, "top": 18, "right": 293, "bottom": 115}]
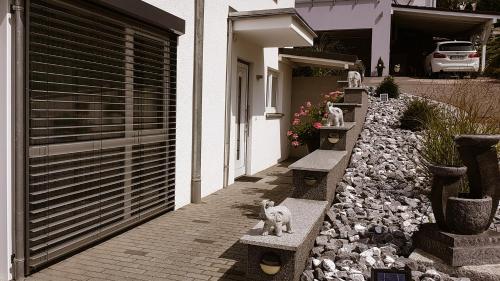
[{"left": 26, "top": 162, "right": 294, "bottom": 281}]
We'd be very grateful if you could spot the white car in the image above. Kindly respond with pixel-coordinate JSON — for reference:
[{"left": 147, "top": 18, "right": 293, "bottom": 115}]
[{"left": 425, "top": 41, "right": 480, "bottom": 78}]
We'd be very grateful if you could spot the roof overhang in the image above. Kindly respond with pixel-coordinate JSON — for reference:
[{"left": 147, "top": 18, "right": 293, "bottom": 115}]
[
  {"left": 90, "top": 0, "right": 185, "bottom": 35},
  {"left": 279, "top": 49, "right": 357, "bottom": 70},
  {"left": 229, "top": 8, "right": 317, "bottom": 48},
  {"left": 392, "top": 5, "right": 499, "bottom": 37}
]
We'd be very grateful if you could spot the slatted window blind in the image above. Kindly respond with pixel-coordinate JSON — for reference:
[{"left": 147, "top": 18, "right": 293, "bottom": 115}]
[{"left": 27, "top": 0, "right": 177, "bottom": 272}]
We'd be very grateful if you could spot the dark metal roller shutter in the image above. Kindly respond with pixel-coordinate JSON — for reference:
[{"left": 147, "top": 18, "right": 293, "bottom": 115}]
[{"left": 26, "top": 0, "right": 177, "bottom": 272}]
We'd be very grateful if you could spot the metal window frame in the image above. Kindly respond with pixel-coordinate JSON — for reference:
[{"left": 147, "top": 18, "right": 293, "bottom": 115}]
[{"left": 22, "top": 0, "right": 182, "bottom": 275}]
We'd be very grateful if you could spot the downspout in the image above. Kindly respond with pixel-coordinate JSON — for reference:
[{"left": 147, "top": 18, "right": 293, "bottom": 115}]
[
  {"left": 191, "top": 0, "right": 204, "bottom": 203},
  {"left": 222, "top": 18, "right": 233, "bottom": 188},
  {"left": 12, "top": 0, "right": 25, "bottom": 279}
]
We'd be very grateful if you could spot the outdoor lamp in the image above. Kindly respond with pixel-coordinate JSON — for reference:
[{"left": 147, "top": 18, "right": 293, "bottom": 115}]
[
  {"left": 260, "top": 252, "right": 281, "bottom": 275},
  {"left": 328, "top": 133, "right": 340, "bottom": 144},
  {"left": 304, "top": 175, "right": 317, "bottom": 186}
]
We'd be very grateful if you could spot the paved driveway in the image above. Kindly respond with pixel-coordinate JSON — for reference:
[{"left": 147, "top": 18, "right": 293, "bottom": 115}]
[
  {"left": 365, "top": 77, "right": 500, "bottom": 121},
  {"left": 26, "top": 162, "right": 294, "bottom": 281}
]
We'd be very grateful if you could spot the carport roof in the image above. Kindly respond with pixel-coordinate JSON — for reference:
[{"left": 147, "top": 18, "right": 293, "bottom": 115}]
[{"left": 392, "top": 4, "right": 500, "bottom": 36}]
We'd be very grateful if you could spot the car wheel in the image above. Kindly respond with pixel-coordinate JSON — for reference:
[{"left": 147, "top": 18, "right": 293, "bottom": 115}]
[{"left": 430, "top": 72, "right": 438, "bottom": 79}]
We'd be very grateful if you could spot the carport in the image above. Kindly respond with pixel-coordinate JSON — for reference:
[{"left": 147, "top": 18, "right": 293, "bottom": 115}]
[{"left": 391, "top": 5, "right": 500, "bottom": 76}]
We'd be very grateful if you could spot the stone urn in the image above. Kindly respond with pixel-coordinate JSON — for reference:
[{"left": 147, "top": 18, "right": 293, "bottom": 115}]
[
  {"left": 455, "top": 135, "right": 500, "bottom": 226},
  {"left": 446, "top": 196, "right": 493, "bottom": 234},
  {"left": 428, "top": 164, "right": 467, "bottom": 230}
]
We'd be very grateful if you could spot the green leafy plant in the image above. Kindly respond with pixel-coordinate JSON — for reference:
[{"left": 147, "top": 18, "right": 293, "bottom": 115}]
[
  {"left": 420, "top": 108, "right": 464, "bottom": 167},
  {"left": 400, "top": 98, "right": 438, "bottom": 131},
  {"left": 375, "top": 76, "right": 400, "bottom": 99},
  {"left": 420, "top": 102, "right": 499, "bottom": 168},
  {"left": 287, "top": 92, "right": 343, "bottom": 148}
]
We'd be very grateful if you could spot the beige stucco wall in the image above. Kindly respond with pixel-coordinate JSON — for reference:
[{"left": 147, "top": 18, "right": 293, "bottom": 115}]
[{"left": 289, "top": 76, "right": 343, "bottom": 158}]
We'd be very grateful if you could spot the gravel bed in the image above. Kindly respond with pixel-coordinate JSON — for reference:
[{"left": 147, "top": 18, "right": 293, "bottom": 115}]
[{"left": 300, "top": 95, "right": 500, "bottom": 281}]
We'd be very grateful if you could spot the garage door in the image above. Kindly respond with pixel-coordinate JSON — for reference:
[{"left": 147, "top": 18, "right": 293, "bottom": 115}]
[{"left": 27, "top": 0, "right": 177, "bottom": 273}]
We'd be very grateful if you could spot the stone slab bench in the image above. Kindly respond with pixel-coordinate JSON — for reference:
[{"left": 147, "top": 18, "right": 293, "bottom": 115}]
[
  {"left": 289, "top": 150, "right": 348, "bottom": 204},
  {"left": 319, "top": 122, "right": 356, "bottom": 150},
  {"left": 240, "top": 198, "right": 328, "bottom": 281},
  {"left": 330, "top": 103, "right": 361, "bottom": 122}
]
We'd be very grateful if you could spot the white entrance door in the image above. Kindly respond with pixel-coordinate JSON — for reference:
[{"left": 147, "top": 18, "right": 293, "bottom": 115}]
[{"left": 235, "top": 62, "right": 249, "bottom": 178}]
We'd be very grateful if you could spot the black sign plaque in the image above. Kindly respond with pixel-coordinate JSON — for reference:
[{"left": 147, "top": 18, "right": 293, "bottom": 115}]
[{"left": 371, "top": 268, "right": 411, "bottom": 281}]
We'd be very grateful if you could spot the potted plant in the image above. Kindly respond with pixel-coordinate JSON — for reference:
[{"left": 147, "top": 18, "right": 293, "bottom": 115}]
[
  {"left": 422, "top": 93, "right": 500, "bottom": 233},
  {"left": 446, "top": 134, "right": 500, "bottom": 234},
  {"left": 376, "top": 57, "right": 385, "bottom": 77},
  {"left": 287, "top": 92, "right": 343, "bottom": 153},
  {"left": 420, "top": 109, "right": 467, "bottom": 231},
  {"left": 287, "top": 101, "right": 323, "bottom": 153}
]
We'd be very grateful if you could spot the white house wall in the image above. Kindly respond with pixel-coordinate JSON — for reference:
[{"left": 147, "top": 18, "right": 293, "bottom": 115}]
[
  {"left": 201, "top": 0, "right": 296, "bottom": 193},
  {"left": 143, "top": 0, "right": 295, "bottom": 200},
  {"left": 0, "top": 1, "right": 12, "bottom": 280},
  {"left": 143, "top": 0, "right": 195, "bottom": 209}
]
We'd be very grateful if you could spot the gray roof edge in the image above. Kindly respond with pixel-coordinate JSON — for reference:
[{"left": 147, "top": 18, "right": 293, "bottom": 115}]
[
  {"left": 91, "top": 0, "right": 185, "bottom": 35},
  {"left": 229, "top": 8, "right": 317, "bottom": 39}
]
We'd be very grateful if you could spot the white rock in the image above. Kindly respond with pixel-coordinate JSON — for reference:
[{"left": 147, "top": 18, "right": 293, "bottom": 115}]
[
  {"left": 350, "top": 273, "right": 365, "bottom": 281},
  {"left": 364, "top": 255, "right": 376, "bottom": 266},
  {"left": 322, "top": 259, "right": 336, "bottom": 272},
  {"left": 360, "top": 249, "right": 373, "bottom": 257},
  {"left": 384, "top": 256, "right": 395, "bottom": 264},
  {"left": 312, "top": 258, "right": 321, "bottom": 268},
  {"left": 354, "top": 224, "right": 366, "bottom": 233}
]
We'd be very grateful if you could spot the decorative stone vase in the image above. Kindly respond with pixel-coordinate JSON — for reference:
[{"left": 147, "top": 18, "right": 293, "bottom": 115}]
[
  {"left": 428, "top": 165, "right": 467, "bottom": 230},
  {"left": 455, "top": 135, "right": 500, "bottom": 225},
  {"left": 446, "top": 196, "right": 492, "bottom": 235}
]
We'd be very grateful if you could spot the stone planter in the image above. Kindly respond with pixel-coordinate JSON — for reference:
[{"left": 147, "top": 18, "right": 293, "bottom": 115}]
[
  {"left": 428, "top": 165, "right": 467, "bottom": 230},
  {"left": 455, "top": 134, "right": 500, "bottom": 226},
  {"left": 446, "top": 196, "right": 492, "bottom": 235}
]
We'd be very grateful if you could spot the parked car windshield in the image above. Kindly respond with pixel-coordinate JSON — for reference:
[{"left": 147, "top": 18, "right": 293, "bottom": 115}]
[{"left": 438, "top": 43, "right": 474, "bottom": 51}]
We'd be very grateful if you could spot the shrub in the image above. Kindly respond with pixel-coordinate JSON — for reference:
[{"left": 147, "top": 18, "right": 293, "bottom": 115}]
[
  {"left": 420, "top": 101, "right": 499, "bottom": 167},
  {"left": 375, "top": 76, "right": 400, "bottom": 99},
  {"left": 287, "top": 92, "right": 344, "bottom": 148},
  {"left": 420, "top": 108, "right": 463, "bottom": 167},
  {"left": 400, "top": 98, "right": 438, "bottom": 131}
]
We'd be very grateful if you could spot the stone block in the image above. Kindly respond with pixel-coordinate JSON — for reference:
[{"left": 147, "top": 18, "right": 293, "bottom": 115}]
[
  {"left": 330, "top": 103, "right": 361, "bottom": 122},
  {"left": 414, "top": 223, "right": 500, "bottom": 267},
  {"left": 319, "top": 122, "right": 356, "bottom": 150},
  {"left": 344, "top": 87, "right": 368, "bottom": 104},
  {"left": 240, "top": 198, "right": 328, "bottom": 281},
  {"left": 289, "top": 150, "right": 347, "bottom": 203}
]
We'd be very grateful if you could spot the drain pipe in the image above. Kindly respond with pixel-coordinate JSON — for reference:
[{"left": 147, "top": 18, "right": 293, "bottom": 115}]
[
  {"left": 222, "top": 18, "right": 233, "bottom": 188},
  {"left": 191, "top": 0, "right": 204, "bottom": 203},
  {"left": 12, "top": 0, "right": 26, "bottom": 279}
]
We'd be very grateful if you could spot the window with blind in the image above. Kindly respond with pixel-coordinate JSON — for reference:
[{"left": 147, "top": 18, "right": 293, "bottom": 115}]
[{"left": 27, "top": 0, "right": 177, "bottom": 272}]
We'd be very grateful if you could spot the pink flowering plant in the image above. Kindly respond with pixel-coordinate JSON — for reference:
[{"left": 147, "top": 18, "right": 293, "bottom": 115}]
[{"left": 287, "top": 91, "right": 344, "bottom": 148}]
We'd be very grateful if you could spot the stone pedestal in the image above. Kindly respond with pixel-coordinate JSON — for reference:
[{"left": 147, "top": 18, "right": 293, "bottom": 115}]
[
  {"left": 330, "top": 103, "right": 361, "bottom": 122},
  {"left": 289, "top": 150, "right": 347, "bottom": 203},
  {"left": 414, "top": 223, "right": 500, "bottom": 267},
  {"left": 344, "top": 87, "right": 368, "bottom": 104},
  {"left": 319, "top": 122, "right": 355, "bottom": 151},
  {"left": 240, "top": 199, "right": 328, "bottom": 281}
]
